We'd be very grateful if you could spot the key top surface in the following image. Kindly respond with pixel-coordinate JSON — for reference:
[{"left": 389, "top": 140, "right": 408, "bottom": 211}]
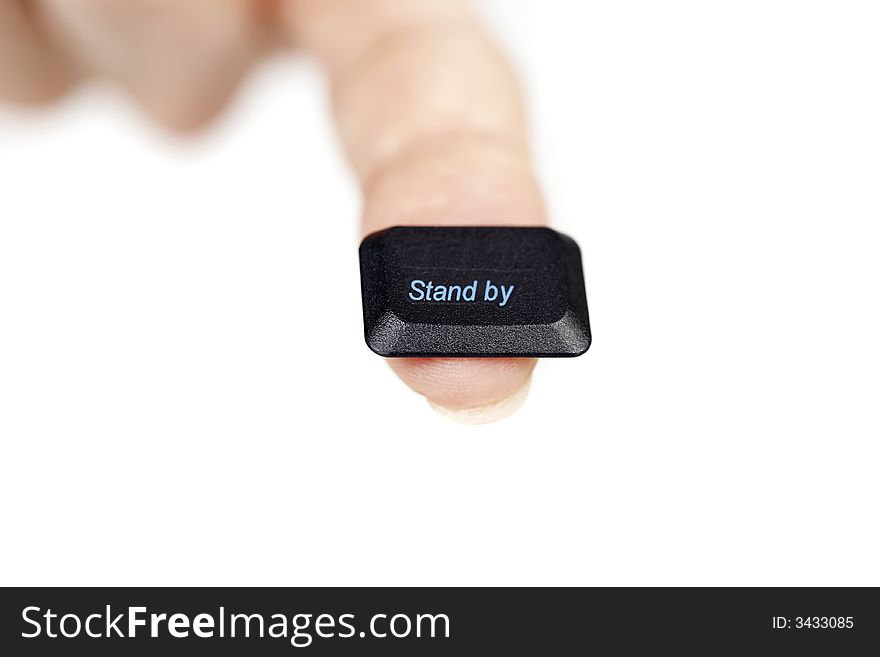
[{"left": 359, "top": 226, "right": 591, "bottom": 357}]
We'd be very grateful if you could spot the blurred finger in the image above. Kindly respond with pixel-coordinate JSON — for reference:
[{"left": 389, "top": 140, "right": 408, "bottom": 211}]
[
  {"left": 286, "top": 0, "right": 545, "bottom": 420},
  {"left": 0, "top": 0, "right": 72, "bottom": 103},
  {"left": 39, "top": 0, "right": 272, "bottom": 130}
]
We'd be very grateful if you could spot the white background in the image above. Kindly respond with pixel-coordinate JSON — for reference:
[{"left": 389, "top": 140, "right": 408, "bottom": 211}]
[{"left": 1, "top": 1, "right": 878, "bottom": 586}]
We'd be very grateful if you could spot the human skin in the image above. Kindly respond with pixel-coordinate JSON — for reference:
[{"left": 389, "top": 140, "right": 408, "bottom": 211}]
[{"left": 1, "top": 0, "right": 548, "bottom": 423}]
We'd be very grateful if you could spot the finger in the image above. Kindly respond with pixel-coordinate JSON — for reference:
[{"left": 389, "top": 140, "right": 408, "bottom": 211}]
[
  {"left": 286, "top": 0, "right": 545, "bottom": 419},
  {"left": 0, "top": 1, "right": 73, "bottom": 103},
  {"left": 39, "top": 0, "right": 272, "bottom": 130}
]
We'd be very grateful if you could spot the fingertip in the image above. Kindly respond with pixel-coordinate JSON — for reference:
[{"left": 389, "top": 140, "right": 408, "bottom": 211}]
[
  {"left": 428, "top": 374, "right": 531, "bottom": 425},
  {"left": 389, "top": 357, "right": 536, "bottom": 416}
]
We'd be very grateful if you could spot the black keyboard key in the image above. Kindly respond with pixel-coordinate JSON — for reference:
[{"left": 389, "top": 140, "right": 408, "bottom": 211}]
[{"left": 359, "top": 226, "right": 591, "bottom": 357}]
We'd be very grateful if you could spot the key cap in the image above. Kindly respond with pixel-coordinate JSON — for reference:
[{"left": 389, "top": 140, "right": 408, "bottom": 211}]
[{"left": 359, "top": 226, "right": 591, "bottom": 357}]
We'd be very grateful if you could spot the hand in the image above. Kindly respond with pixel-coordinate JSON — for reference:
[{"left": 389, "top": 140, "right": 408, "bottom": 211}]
[{"left": 1, "top": 0, "right": 546, "bottom": 423}]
